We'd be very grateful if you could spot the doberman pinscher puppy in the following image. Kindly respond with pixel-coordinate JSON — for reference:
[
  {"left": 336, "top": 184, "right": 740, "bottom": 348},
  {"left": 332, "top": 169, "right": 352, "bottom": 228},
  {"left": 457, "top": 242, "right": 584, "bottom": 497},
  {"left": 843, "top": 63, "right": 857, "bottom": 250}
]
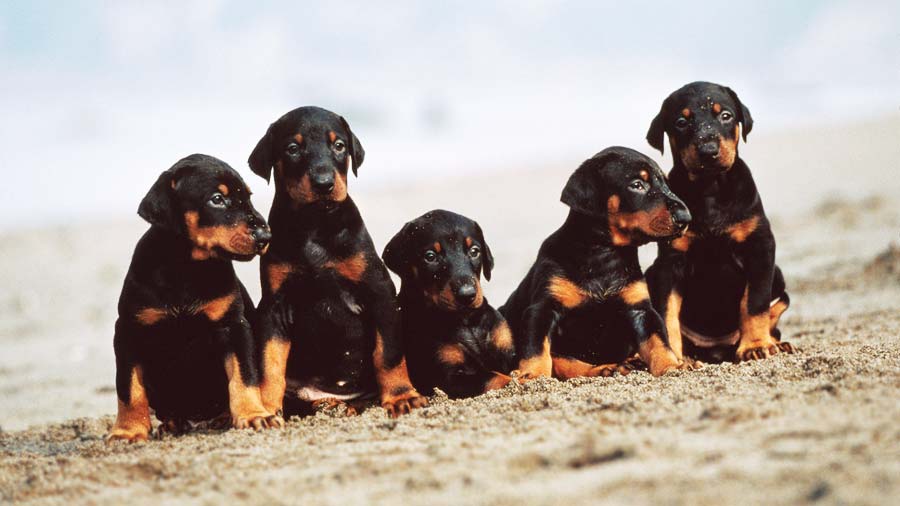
[
  {"left": 383, "top": 210, "right": 516, "bottom": 398},
  {"left": 108, "top": 154, "right": 277, "bottom": 442},
  {"left": 645, "top": 81, "right": 793, "bottom": 363},
  {"left": 249, "top": 106, "right": 427, "bottom": 418},
  {"left": 500, "top": 147, "right": 696, "bottom": 378}
]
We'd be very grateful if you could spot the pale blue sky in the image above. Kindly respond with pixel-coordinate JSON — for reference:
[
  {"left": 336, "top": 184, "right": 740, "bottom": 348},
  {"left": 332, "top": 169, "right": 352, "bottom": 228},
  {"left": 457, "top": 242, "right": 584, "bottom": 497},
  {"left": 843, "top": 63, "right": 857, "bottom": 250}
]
[{"left": 1, "top": 1, "right": 897, "bottom": 229}]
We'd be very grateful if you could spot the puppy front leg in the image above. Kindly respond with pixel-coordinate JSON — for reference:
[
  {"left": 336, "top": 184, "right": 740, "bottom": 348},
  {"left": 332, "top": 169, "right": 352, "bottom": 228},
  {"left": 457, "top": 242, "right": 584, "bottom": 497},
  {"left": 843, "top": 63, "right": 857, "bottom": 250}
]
[
  {"left": 733, "top": 229, "right": 792, "bottom": 361},
  {"left": 618, "top": 282, "right": 693, "bottom": 377},
  {"left": 254, "top": 296, "right": 291, "bottom": 420},
  {"left": 369, "top": 278, "right": 427, "bottom": 417},
  {"left": 646, "top": 244, "right": 689, "bottom": 361},
  {"left": 512, "top": 302, "right": 556, "bottom": 380},
  {"left": 223, "top": 318, "right": 279, "bottom": 430},
  {"left": 108, "top": 320, "right": 151, "bottom": 443}
]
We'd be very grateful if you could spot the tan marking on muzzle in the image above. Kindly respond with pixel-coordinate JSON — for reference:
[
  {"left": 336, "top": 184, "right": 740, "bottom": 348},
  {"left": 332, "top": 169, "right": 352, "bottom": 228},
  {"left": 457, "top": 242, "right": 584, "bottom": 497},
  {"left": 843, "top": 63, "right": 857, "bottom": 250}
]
[{"left": 184, "top": 211, "right": 256, "bottom": 258}]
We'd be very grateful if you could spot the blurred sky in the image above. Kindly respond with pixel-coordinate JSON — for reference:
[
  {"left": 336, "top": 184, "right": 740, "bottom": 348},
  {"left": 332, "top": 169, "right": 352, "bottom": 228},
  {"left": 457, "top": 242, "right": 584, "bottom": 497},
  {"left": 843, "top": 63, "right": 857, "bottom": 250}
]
[{"left": 1, "top": 0, "right": 898, "bottom": 230}]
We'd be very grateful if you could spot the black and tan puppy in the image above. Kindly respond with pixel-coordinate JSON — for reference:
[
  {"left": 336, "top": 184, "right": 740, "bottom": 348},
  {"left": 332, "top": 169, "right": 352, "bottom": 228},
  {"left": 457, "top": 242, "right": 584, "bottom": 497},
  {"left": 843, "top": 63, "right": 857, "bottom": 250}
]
[
  {"left": 108, "top": 154, "right": 277, "bottom": 443},
  {"left": 249, "top": 106, "right": 426, "bottom": 418},
  {"left": 383, "top": 210, "right": 516, "bottom": 398},
  {"left": 500, "top": 147, "right": 695, "bottom": 378},
  {"left": 645, "top": 81, "right": 793, "bottom": 362}
]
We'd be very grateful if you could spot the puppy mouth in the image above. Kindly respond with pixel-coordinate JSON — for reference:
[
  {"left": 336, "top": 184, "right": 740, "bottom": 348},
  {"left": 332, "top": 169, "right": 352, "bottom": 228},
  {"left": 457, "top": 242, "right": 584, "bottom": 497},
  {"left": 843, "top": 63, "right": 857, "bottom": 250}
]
[{"left": 646, "top": 214, "right": 683, "bottom": 239}]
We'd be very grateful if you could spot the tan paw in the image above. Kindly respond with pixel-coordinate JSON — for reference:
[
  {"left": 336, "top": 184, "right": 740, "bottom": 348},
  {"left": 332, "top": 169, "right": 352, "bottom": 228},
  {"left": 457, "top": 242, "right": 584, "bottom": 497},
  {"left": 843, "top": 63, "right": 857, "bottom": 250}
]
[
  {"left": 106, "top": 426, "right": 150, "bottom": 444},
  {"left": 382, "top": 389, "right": 428, "bottom": 418}
]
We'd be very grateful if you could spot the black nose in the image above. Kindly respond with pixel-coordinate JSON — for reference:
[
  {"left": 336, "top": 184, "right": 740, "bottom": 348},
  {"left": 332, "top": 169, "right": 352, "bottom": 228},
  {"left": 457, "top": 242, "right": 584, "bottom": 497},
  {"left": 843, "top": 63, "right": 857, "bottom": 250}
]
[
  {"left": 454, "top": 283, "right": 478, "bottom": 306},
  {"left": 698, "top": 142, "right": 719, "bottom": 158},
  {"left": 310, "top": 170, "right": 335, "bottom": 195},
  {"left": 252, "top": 225, "right": 272, "bottom": 250},
  {"left": 672, "top": 206, "right": 692, "bottom": 230}
]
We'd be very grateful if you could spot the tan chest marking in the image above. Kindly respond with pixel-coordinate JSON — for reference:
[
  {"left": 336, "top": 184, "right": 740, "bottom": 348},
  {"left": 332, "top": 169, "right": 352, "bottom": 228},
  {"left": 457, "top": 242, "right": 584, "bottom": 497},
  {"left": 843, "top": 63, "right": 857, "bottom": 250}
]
[
  {"left": 490, "top": 321, "right": 514, "bottom": 351},
  {"left": 324, "top": 252, "right": 368, "bottom": 282},
  {"left": 727, "top": 216, "right": 760, "bottom": 243},
  {"left": 438, "top": 344, "right": 467, "bottom": 366},
  {"left": 619, "top": 280, "right": 650, "bottom": 306},
  {"left": 547, "top": 276, "right": 589, "bottom": 309},
  {"left": 266, "top": 262, "right": 295, "bottom": 294},
  {"left": 134, "top": 292, "right": 235, "bottom": 325}
]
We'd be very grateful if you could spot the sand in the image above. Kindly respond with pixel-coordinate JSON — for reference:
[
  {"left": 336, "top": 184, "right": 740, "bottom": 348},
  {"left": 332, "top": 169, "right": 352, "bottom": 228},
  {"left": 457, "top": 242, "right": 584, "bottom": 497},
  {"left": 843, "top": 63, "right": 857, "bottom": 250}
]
[{"left": 1, "top": 117, "right": 899, "bottom": 505}]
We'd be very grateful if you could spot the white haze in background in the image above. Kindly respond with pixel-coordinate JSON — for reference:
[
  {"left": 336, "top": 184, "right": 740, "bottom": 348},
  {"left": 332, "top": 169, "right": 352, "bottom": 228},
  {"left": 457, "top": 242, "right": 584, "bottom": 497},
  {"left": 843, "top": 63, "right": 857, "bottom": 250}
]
[{"left": 0, "top": 0, "right": 897, "bottom": 230}]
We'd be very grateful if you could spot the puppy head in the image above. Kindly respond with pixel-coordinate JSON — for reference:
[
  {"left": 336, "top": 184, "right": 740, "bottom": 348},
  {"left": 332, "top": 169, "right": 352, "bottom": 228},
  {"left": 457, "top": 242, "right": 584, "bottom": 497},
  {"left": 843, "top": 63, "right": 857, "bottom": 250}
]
[
  {"left": 646, "top": 81, "right": 752, "bottom": 179},
  {"left": 383, "top": 210, "right": 494, "bottom": 311},
  {"left": 561, "top": 147, "right": 691, "bottom": 246},
  {"left": 138, "top": 154, "right": 271, "bottom": 261},
  {"left": 248, "top": 106, "right": 365, "bottom": 209}
]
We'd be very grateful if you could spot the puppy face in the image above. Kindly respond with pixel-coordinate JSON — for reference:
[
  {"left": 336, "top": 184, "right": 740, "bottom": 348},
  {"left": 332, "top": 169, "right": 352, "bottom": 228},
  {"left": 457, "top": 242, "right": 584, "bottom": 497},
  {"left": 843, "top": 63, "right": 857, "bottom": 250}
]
[
  {"left": 383, "top": 210, "right": 494, "bottom": 311},
  {"left": 139, "top": 154, "right": 271, "bottom": 261},
  {"left": 561, "top": 147, "right": 691, "bottom": 246},
  {"left": 646, "top": 81, "right": 753, "bottom": 179},
  {"left": 248, "top": 106, "right": 365, "bottom": 209}
]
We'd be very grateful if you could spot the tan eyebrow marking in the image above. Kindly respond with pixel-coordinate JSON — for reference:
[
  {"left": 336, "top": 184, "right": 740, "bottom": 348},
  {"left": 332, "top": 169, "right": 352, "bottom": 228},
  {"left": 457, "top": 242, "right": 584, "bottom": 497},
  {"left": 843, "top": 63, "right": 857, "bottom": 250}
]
[
  {"left": 293, "top": 133, "right": 304, "bottom": 143},
  {"left": 217, "top": 184, "right": 229, "bottom": 196},
  {"left": 639, "top": 170, "right": 650, "bottom": 182},
  {"left": 681, "top": 108, "right": 691, "bottom": 118},
  {"left": 712, "top": 103, "right": 722, "bottom": 114},
  {"left": 328, "top": 131, "right": 337, "bottom": 143}
]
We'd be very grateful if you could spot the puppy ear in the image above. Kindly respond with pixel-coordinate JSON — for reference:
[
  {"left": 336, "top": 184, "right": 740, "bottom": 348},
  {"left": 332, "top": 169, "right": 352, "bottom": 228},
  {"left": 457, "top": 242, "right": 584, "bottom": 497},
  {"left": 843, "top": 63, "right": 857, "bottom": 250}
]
[
  {"left": 724, "top": 86, "right": 753, "bottom": 141},
  {"left": 248, "top": 123, "right": 276, "bottom": 183},
  {"left": 382, "top": 222, "right": 412, "bottom": 277},
  {"left": 646, "top": 103, "right": 667, "bottom": 154},
  {"left": 138, "top": 169, "right": 181, "bottom": 231},
  {"left": 560, "top": 154, "right": 613, "bottom": 217},
  {"left": 339, "top": 116, "right": 365, "bottom": 177},
  {"left": 473, "top": 221, "right": 494, "bottom": 282}
]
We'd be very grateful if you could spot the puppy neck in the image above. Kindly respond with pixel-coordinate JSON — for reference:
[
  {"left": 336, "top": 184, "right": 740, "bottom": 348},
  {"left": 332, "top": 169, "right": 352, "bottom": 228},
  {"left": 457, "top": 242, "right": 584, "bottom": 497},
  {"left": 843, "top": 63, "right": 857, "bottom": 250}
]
[
  {"left": 143, "top": 225, "right": 229, "bottom": 265},
  {"left": 561, "top": 210, "right": 621, "bottom": 250}
]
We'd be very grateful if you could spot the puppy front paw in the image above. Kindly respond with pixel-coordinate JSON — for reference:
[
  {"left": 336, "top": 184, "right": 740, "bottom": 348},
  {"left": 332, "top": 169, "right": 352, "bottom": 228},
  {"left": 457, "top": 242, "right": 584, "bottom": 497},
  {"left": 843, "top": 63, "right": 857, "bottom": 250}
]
[
  {"left": 231, "top": 410, "right": 276, "bottom": 431},
  {"left": 106, "top": 424, "right": 150, "bottom": 444},
  {"left": 381, "top": 388, "right": 428, "bottom": 418}
]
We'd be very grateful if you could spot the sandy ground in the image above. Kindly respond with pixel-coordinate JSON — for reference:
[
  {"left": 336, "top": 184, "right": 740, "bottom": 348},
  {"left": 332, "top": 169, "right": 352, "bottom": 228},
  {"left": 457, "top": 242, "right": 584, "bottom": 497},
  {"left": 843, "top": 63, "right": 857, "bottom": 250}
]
[{"left": 1, "top": 117, "right": 899, "bottom": 505}]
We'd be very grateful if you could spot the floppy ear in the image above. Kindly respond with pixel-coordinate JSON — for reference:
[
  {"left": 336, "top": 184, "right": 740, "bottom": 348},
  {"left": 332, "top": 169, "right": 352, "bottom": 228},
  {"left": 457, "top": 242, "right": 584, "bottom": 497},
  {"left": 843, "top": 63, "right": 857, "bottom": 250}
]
[
  {"left": 724, "top": 86, "right": 753, "bottom": 141},
  {"left": 137, "top": 169, "right": 182, "bottom": 231},
  {"left": 248, "top": 123, "right": 276, "bottom": 183},
  {"left": 339, "top": 116, "right": 365, "bottom": 176},
  {"left": 646, "top": 106, "right": 667, "bottom": 154},
  {"left": 382, "top": 222, "right": 413, "bottom": 277},
  {"left": 473, "top": 221, "right": 494, "bottom": 281},
  {"left": 560, "top": 155, "right": 613, "bottom": 217}
]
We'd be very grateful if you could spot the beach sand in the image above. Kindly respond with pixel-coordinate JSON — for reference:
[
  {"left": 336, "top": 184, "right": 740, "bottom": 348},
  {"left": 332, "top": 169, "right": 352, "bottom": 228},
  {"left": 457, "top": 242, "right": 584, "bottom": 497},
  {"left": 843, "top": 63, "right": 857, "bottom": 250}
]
[{"left": 1, "top": 117, "right": 898, "bottom": 505}]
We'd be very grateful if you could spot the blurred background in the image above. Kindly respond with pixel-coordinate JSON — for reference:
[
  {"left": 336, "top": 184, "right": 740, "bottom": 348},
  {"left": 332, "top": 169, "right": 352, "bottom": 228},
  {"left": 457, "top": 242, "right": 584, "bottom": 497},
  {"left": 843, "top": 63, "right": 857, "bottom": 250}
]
[
  {"left": 1, "top": 0, "right": 898, "bottom": 229},
  {"left": 0, "top": 0, "right": 898, "bottom": 430}
]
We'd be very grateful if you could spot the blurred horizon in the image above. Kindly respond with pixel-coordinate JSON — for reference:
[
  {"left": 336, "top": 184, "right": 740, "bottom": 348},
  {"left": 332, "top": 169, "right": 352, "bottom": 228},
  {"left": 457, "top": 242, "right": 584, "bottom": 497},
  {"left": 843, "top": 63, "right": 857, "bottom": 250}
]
[{"left": 1, "top": 0, "right": 898, "bottom": 231}]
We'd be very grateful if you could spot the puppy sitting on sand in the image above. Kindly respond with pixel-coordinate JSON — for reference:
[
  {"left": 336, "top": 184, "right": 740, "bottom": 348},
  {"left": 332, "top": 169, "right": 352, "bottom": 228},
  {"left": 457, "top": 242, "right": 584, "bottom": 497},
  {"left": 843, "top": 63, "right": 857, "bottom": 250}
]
[
  {"left": 108, "top": 154, "right": 279, "bottom": 442},
  {"left": 644, "top": 82, "right": 794, "bottom": 363},
  {"left": 383, "top": 210, "right": 516, "bottom": 398},
  {"left": 500, "top": 147, "right": 696, "bottom": 378}
]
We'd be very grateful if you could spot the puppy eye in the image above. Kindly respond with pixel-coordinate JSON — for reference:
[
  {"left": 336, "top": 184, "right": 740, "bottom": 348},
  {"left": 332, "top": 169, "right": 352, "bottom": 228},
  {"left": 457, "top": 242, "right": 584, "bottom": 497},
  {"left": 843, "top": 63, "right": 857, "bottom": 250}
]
[
  {"left": 209, "top": 193, "right": 228, "bottom": 208},
  {"left": 629, "top": 180, "right": 647, "bottom": 192},
  {"left": 286, "top": 143, "right": 301, "bottom": 156},
  {"left": 334, "top": 140, "right": 346, "bottom": 153},
  {"left": 674, "top": 117, "right": 689, "bottom": 129},
  {"left": 424, "top": 250, "right": 438, "bottom": 263},
  {"left": 468, "top": 245, "right": 481, "bottom": 259},
  {"left": 720, "top": 111, "right": 734, "bottom": 122}
]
